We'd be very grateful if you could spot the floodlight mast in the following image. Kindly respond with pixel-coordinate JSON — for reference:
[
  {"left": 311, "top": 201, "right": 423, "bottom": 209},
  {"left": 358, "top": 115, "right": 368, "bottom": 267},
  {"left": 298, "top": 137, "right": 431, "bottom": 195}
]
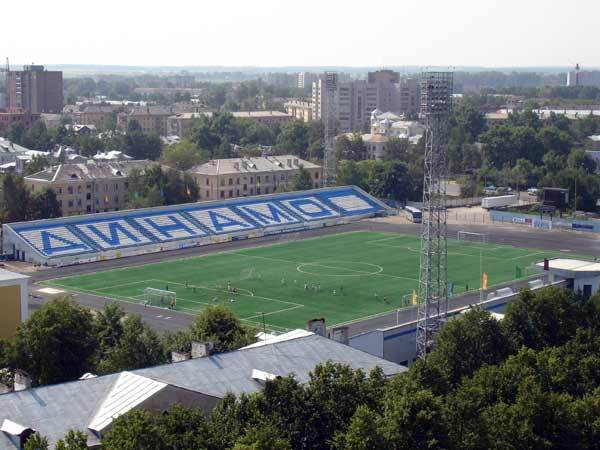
[
  {"left": 323, "top": 72, "right": 338, "bottom": 187},
  {"left": 416, "top": 71, "right": 453, "bottom": 359}
]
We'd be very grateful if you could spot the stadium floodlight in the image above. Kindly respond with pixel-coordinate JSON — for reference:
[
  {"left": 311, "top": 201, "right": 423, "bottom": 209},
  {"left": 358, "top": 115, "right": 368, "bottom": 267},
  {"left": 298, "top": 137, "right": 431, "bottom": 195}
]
[{"left": 143, "top": 287, "right": 176, "bottom": 308}]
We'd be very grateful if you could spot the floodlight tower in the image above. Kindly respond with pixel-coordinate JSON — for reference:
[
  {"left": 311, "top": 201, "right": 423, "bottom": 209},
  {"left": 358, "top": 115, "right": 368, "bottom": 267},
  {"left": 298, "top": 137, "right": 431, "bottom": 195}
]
[
  {"left": 416, "top": 71, "right": 453, "bottom": 359},
  {"left": 323, "top": 72, "right": 338, "bottom": 187}
]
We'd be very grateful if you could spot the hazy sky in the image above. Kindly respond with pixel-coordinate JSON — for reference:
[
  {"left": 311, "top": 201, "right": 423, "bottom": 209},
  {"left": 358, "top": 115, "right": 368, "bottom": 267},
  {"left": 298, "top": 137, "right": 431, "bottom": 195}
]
[{"left": 5, "top": 0, "right": 598, "bottom": 68}]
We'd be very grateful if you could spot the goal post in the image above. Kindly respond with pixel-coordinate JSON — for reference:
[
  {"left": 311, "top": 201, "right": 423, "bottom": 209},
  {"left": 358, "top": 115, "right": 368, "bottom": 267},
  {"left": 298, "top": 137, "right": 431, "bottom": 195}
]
[
  {"left": 143, "top": 287, "right": 177, "bottom": 308},
  {"left": 457, "top": 231, "right": 488, "bottom": 244}
]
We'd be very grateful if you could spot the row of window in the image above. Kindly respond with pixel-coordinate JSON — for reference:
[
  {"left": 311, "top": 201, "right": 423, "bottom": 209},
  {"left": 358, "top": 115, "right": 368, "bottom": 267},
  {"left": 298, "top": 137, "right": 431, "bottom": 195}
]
[{"left": 54, "top": 182, "right": 129, "bottom": 195}]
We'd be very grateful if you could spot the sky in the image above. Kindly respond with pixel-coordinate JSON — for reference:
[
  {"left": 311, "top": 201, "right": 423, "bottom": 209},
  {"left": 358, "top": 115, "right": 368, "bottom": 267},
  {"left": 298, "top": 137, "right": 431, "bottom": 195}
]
[{"left": 4, "top": 0, "right": 599, "bottom": 68}]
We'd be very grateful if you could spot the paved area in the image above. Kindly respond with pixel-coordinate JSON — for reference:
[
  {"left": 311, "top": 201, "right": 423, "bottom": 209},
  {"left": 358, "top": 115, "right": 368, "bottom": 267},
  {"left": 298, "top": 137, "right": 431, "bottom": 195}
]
[{"left": 25, "top": 216, "right": 600, "bottom": 336}]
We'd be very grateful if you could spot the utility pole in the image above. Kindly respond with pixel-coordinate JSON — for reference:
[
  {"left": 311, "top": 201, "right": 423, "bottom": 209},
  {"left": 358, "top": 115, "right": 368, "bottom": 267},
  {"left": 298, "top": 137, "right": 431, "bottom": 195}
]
[{"left": 323, "top": 72, "right": 338, "bottom": 187}]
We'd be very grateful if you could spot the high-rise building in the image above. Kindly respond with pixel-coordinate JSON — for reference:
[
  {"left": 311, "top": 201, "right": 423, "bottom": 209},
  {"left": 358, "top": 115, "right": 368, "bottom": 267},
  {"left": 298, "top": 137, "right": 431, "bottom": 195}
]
[
  {"left": 7, "top": 65, "right": 63, "bottom": 114},
  {"left": 312, "top": 70, "right": 420, "bottom": 132}
]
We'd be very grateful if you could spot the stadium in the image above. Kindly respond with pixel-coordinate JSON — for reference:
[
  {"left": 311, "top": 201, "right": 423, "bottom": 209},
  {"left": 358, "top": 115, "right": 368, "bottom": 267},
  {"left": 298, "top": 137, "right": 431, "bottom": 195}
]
[{"left": 3, "top": 185, "right": 582, "bottom": 334}]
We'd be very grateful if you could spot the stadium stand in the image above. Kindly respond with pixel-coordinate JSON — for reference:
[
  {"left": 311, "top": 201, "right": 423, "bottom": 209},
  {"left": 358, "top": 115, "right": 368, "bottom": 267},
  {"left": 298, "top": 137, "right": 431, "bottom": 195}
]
[{"left": 2, "top": 186, "right": 392, "bottom": 266}]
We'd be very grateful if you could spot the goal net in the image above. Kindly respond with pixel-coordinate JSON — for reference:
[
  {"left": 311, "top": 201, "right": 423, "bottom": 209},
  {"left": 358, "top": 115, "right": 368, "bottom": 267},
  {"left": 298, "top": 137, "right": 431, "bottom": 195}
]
[
  {"left": 143, "top": 287, "right": 176, "bottom": 308},
  {"left": 457, "top": 231, "right": 488, "bottom": 244}
]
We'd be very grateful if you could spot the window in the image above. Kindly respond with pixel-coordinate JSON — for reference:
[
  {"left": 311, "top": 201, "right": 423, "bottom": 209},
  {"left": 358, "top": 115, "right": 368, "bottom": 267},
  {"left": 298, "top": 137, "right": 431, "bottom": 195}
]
[
  {"left": 315, "top": 172, "right": 319, "bottom": 179},
  {"left": 77, "top": 199, "right": 82, "bottom": 206},
  {"left": 250, "top": 188, "right": 254, "bottom": 195},
  {"left": 257, "top": 187, "right": 261, "bottom": 195},
  {"left": 228, "top": 178, "right": 233, "bottom": 186},
  {"left": 68, "top": 200, "right": 73, "bottom": 207},
  {"left": 243, "top": 184, "right": 247, "bottom": 190},
  {"left": 236, "top": 189, "right": 239, "bottom": 196},
  {"left": 86, "top": 193, "right": 91, "bottom": 200},
  {"left": 220, "top": 179, "right": 225, "bottom": 186},
  {"left": 104, "top": 184, "right": 109, "bottom": 192},
  {"left": 206, "top": 190, "right": 209, "bottom": 197},
  {"left": 257, "top": 176, "right": 261, "bottom": 183},
  {"left": 265, "top": 175, "right": 269, "bottom": 182},
  {"left": 236, "top": 178, "right": 240, "bottom": 185},
  {"left": 250, "top": 177, "right": 254, "bottom": 183},
  {"left": 67, "top": 186, "right": 73, "bottom": 194},
  {"left": 206, "top": 178, "right": 209, "bottom": 186},
  {"left": 280, "top": 175, "right": 285, "bottom": 181},
  {"left": 220, "top": 191, "right": 224, "bottom": 198},
  {"left": 115, "top": 183, "right": 119, "bottom": 190},
  {"left": 57, "top": 187, "right": 62, "bottom": 194},
  {"left": 114, "top": 196, "right": 119, "bottom": 203}
]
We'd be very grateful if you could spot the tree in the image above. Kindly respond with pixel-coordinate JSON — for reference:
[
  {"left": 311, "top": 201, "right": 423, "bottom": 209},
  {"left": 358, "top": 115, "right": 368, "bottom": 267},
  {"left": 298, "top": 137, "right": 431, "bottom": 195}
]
[
  {"left": 290, "top": 165, "right": 314, "bottom": 191},
  {"left": 331, "top": 405, "right": 386, "bottom": 450},
  {"left": 188, "top": 305, "right": 254, "bottom": 354},
  {"left": 96, "top": 315, "right": 165, "bottom": 374},
  {"left": 29, "top": 188, "right": 62, "bottom": 220},
  {"left": 232, "top": 421, "right": 291, "bottom": 450},
  {"left": 23, "top": 433, "right": 49, "bottom": 450},
  {"left": 161, "top": 139, "right": 203, "bottom": 170},
  {"left": 337, "top": 160, "right": 366, "bottom": 188},
  {"left": 124, "top": 120, "right": 161, "bottom": 160},
  {"left": 54, "top": 430, "right": 88, "bottom": 450},
  {"left": 101, "top": 409, "right": 164, "bottom": 450},
  {"left": 95, "top": 303, "right": 125, "bottom": 355},
  {"left": 24, "top": 155, "right": 50, "bottom": 176},
  {"left": 12, "top": 296, "right": 97, "bottom": 386},
  {"left": 2, "top": 173, "right": 31, "bottom": 222},
  {"left": 428, "top": 307, "right": 514, "bottom": 386},
  {"left": 503, "top": 287, "right": 585, "bottom": 350}
]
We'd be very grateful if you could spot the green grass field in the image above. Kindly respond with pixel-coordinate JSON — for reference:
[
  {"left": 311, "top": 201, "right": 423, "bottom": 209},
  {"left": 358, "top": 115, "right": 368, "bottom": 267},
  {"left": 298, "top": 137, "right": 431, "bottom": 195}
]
[{"left": 43, "top": 231, "right": 579, "bottom": 331}]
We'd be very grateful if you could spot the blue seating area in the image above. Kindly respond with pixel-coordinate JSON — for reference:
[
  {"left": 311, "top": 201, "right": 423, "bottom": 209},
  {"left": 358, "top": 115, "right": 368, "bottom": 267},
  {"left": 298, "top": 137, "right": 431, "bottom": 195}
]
[{"left": 5, "top": 186, "right": 389, "bottom": 263}]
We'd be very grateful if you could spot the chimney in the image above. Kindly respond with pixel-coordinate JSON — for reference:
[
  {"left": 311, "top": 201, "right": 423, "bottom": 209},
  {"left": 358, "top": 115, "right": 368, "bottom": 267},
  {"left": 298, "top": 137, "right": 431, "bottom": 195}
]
[
  {"left": 171, "top": 351, "right": 191, "bottom": 362},
  {"left": 306, "top": 318, "right": 326, "bottom": 337},
  {"left": 331, "top": 326, "right": 350, "bottom": 345},
  {"left": 13, "top": 370, "right": 31, "bottom": 392},
  {"left": 191, "top": 341, "right": 212, "bottom": 358}
]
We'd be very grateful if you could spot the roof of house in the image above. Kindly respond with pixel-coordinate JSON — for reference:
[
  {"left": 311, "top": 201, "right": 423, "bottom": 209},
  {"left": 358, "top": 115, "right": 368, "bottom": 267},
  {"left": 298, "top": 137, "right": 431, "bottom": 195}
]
[
  {"left": 24, "top": 160, "right": 156, "bottom": 183},
  {"left": 0, "top": 333, "right": 405, "bottom": 449},
  {"left": 0, "top": 138, "right": 34, "bottom": 154},
  {"left": 231, "top": 111, "right": 292, "bottom": 119},
  {"left": 168, "top": 112, "right": 213, "bottom": 120},
  {"left": 361, "top": 134, "right": 390, "bottom": 143},
  {"left": 189, "top": 155, "right": 320, "bottom": 176}
]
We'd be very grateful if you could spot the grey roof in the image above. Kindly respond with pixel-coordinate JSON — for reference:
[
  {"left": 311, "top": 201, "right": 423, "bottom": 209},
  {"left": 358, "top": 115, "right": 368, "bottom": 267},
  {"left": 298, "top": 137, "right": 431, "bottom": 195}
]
[
  {"left": 24, "top": 160, "right": 157, "bottom": 183},
  {"left": 0, "top": 334, "right": 405, "bottom": 449},
  {"left": 189, "top": 155, "right": 320, "bottom": 176}
]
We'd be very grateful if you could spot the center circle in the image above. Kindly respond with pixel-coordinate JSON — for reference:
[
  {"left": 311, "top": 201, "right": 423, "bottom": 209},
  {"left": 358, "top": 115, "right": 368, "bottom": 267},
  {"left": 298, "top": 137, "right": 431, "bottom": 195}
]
[{"left": 296, "top": 261, "right": 383, "bottom": 277}]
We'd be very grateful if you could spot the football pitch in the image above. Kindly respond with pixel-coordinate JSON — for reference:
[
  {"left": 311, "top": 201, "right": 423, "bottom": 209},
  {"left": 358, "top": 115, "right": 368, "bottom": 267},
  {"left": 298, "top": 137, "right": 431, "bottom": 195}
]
[{"left": 43, "top": 231, "right": 579, "bottom": 331}]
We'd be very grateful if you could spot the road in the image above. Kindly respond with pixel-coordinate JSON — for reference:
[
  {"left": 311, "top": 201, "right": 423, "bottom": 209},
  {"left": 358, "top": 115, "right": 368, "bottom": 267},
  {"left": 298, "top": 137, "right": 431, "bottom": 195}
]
[{"left": 26, "top": 217, "right": 600, "bottom": 336}]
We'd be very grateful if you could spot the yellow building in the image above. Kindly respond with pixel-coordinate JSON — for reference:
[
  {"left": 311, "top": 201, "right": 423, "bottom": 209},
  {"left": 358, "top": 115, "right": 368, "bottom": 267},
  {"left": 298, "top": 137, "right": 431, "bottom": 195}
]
[{"left": 0, "top": 269, "right": 29, "bottom": 339}]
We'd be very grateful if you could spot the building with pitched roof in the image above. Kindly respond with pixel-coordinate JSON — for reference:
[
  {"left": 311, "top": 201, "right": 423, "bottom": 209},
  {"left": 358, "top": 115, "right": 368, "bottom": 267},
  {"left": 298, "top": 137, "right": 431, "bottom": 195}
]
[
  {"left": 24, "top": 160, "right": 158, "bottom": 216},
  {"left": 188, "top": 155, "right": 322, "bottom": 201},
  {"left": 0, "top": 331, "right": 405, "bottom": 449}
]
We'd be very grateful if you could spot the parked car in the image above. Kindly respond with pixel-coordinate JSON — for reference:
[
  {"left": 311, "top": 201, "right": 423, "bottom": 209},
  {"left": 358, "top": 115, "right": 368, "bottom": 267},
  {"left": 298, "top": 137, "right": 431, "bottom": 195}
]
[{"left": 527, "top": 187, "right": 540, "bottom": 195}]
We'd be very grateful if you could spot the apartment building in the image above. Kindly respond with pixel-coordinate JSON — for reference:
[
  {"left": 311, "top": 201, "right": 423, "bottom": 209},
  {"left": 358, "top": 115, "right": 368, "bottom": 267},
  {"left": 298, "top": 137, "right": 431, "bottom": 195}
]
[
  {"left": 0, "top": 108, "right": 40, "bottom": 130},
  {"left": 167, "top": 112, "right": 213, "bottom": 137},
  {"left": 71, "top": 105, "right": 122, "bottom": 128},
  {"left": 7, "top": 65, "right": 63, "bottom": 114},
  {"left": 284, "top": 100, "right": 313, "bottom": 122},
  {"left": 231, "top": 111, "right": 293, "bottom": 127},
  {"left": 117, "top": 106, "right": 172, "bottom": 135},
  {"left": 25, "top": 160, "right": 157, "bottom": 216},
  {"left": 312, "top": 70, "right": 420, "bottom": 132},
  {"left": 188, "top": 155, "right": 322, "bottom": 201}
]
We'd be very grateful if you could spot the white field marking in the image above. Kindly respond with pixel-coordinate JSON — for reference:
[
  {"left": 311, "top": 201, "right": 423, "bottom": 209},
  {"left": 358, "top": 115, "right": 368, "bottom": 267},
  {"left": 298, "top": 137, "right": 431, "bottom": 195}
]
[
  {"left": 150, "top": 279, "right": 303, "bottom": 308},
  {"left": 297, "top": 261, "right": 383, "bottom": 277},
  {"left": 95, "top": 279, "right": 154, "bottom": 292},
  {"left": 42, "top": 281, "right": 181, "bottom": 313},
  {"left": 43, "top": 230, "right": 372, "bottom": 285},
  {"left": 237, "top": 252, "right": 418, "bottom": 282},
  {"left": 37, "top": 287, "right": 64, "bottom": 294}
]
